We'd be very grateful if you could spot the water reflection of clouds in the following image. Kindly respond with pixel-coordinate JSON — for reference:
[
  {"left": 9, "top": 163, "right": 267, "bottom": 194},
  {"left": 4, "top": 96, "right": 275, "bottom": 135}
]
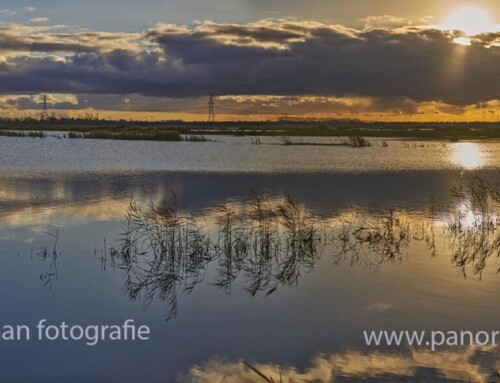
[
  {"left": 1, "top": 171, "right": 499, "bottom": 294},
  {"left": 0, "top": 197, "right": 130, "bottom": 228},
  {"left": 181, "top": 346, "right": 498, "bottom": 383},
  {"left": 110, "top": 172, "right": 500, "bottom": 320},
  {"left": 0, "top": 170, "right": 478, "bottom": 218}
]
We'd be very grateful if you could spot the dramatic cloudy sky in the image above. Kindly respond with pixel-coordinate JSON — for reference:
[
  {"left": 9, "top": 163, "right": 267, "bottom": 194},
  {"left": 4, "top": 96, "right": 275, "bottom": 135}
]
[{"left": 0, "top": 0, "right": 499, "bottom": 121}]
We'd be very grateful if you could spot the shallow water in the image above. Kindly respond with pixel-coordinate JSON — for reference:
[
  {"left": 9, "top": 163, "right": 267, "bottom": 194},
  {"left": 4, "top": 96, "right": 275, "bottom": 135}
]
[
  {"left": 0, "top": 136, "right": 500, "bottom": 382},
  {"left": 1, "top": 136, "right": 499, "bottom": 174}
]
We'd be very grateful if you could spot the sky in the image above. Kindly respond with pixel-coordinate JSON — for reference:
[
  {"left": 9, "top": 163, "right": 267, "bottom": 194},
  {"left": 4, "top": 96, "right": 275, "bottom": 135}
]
[{"left": 0, "top": 0, "right": 499, "bottom": 121}]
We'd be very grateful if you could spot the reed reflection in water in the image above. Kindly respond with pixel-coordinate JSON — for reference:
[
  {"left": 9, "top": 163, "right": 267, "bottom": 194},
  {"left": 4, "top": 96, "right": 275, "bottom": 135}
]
[
  {"left": 107, "top": 172, "right": 500, "bottom": 320},
  {"left": 117, "top": 190, "right": 322, "bottom": 319},
  {"left": 448, "top": 173, "right": 500, "bottom": 277}
]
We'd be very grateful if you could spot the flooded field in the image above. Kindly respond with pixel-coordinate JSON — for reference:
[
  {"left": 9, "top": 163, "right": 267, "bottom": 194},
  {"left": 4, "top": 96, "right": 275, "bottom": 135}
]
[{"left": 1, "top": 136, "right": 500, "bottom": 382}]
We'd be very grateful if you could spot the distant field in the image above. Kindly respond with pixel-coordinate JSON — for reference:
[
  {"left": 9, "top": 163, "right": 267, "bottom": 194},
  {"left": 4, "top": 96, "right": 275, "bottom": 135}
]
[{"left": 1, "top": 119, "right": 500, "bottom": 141}]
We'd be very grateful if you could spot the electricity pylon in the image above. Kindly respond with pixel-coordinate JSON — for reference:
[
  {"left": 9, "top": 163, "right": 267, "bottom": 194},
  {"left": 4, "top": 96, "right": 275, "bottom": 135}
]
[
  {"left": 40, "top": 94, "right": 49, "bottom": 121},
  {"left": 208, "top": 93, "right": 215, "bottom": 122}
]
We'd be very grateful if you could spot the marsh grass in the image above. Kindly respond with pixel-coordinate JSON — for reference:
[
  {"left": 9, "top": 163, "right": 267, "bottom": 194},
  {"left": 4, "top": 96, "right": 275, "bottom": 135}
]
[
  {"left": 97, "top": 238, "right": 116, "bottom": 271},
  {"left": 270, "top": 135, "right": 375, "bottom": 147},
  {"left": 37, "top": 229, "right": 60, "bottom": 289},
  {"left": 448, "top": 173, "right": 500, "bottom": 278},
  {"left": 275, "top": 136, "right": 293, "bottom": 145},
  {"left": 183, "top": 134, "right": 213, "bottom": 142},
  {"left": 115, "top": 190, "right": 322, "bottom": 318},
  {"left": 250, "top": 136, "right": 262, "bottom": 145},
  {"left": 107, "top": 172, "right": 500, "bottom": 318},
  {"left": 119, "top": 190, "right": 211, "bottom": 319},
  {"left": 340, "top": 136, "right": 372, "bottom": 147},
  {"left": 333, "top": 210, "right": 411, "bottom": 268},
  {"left": 0, "top": 130, "right": 45, "bottom": 138},
  {"left": 67, "top": 130, "right": 218, "bottom": 142},
  {"left": 269, "top": 135, "right": 373, "bottom": 147},
  {"left": 68, "top": 129, "right": 182, "bottom": 141},
  {"left": 114, "top": 190, "right": 485, "bottom": 318}
]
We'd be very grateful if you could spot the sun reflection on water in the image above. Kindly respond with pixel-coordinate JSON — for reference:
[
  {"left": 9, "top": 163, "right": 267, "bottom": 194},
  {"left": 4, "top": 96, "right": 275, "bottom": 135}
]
[{"left": 450, "top": 143, "right": 485, "bottom": 169}]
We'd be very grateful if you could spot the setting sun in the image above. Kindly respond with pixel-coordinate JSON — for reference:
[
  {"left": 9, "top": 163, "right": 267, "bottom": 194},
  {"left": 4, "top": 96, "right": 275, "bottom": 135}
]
[{"left": 444, "top": 6, "right": 496, "bottom": 35}]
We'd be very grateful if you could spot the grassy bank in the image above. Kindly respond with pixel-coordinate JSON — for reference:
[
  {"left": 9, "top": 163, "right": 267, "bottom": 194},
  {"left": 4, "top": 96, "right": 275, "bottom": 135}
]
[
  {"left": 0, "top": 130, "right": 46, "bottom": 138},
  {"left": 264, "top": 136, "right": 373, "bottom": 147},
  {"left": 1, "top": 120, "right": 500, "bottom": 141},
  {"left": 66, "top": 130, "right": 214, "bottom": 142},
  {"left": 67, "top": 129, "right": 183, "bottom": 141}
]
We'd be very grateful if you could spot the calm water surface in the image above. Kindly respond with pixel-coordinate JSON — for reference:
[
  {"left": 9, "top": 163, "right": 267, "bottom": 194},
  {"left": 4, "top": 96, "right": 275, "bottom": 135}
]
[{"left": 0, "top": 136, "right": 500, "bottom": 382}]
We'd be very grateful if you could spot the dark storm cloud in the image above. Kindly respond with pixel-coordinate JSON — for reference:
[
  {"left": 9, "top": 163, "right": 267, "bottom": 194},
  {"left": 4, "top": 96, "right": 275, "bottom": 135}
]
[{"left": 0, "top": 20, "right": 499, "bottom": 105}]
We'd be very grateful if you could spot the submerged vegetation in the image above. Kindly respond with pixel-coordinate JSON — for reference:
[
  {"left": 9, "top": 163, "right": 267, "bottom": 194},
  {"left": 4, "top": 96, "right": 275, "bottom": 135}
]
[
  {"left": 341, "top": 136, "right": 372, "bottom": 147},
  {"left": 269, "top": 136, "right": 372, "bottom": 147},
  {"left": 67, "top": 129, "right": 183, "bottom": 141},
  {"left": 183, "top": 134, "right": 212, "bottom": 142},
  {"left": 448, "top": 174, "right": 500, "bottom": 277},
  {"left": 116, "top": 190, "right": 322, "bottom": 319},
  {"left": 22, "top": 171, "right": 499, "bottom": 318},
  {"left": 334, "top": 209, "right": 411, "bottom": 267},
  {"left": 111, "top": 193, "right": 410, "bottom": 319},
  {"left": 103, "top": 171, "right": 500, "bottom": 319},
  {"left": 0, "top": 130, "right": 46, "bottom": 138},
  {"left": 36, "top": 230, "right": 60, "bottom": 290}
]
